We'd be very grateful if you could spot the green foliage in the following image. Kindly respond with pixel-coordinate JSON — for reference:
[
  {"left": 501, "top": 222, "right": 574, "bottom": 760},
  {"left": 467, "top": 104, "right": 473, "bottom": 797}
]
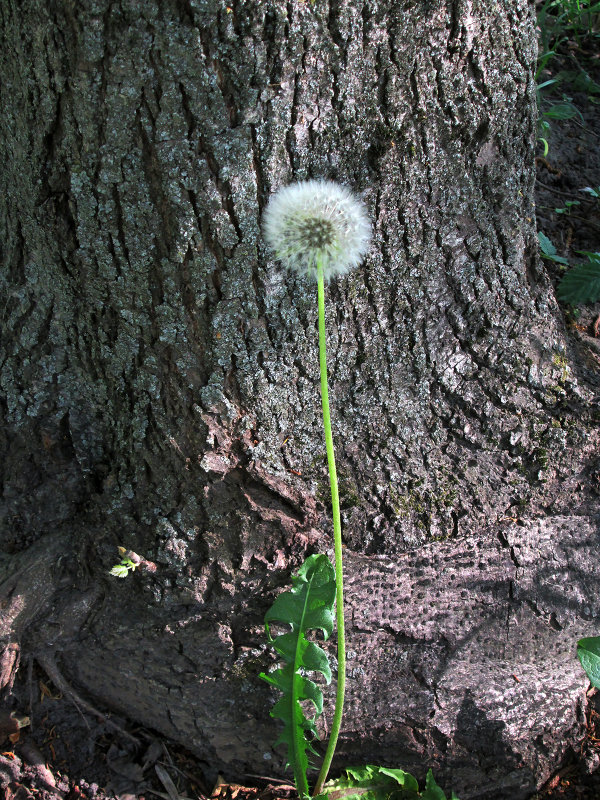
[
  {"left": 542, "top": 98, "right": 582, "bottom": 123},
  {"left": 539, "top": 230, "right": 600, "bottom": 305},
  {"left": 538, "top": 231, "right": 569, "bottom": 265},
  {"left": 536, "top": 89, "right": 583, "bottom": 151},
  {"left": 260, "top": 554, "right": 336, "bottom": 799},
  {"left": 577, "top": 637, "right": 600, "bottom": 688},
  {"left": 318, "top": 765, "right": 460, "bottom": 800},
  {"left": 109, "top": 557, "right": 136, "bottom": 578},
  {"left": 555, "top": 199, "right": 581, "bottom": 214},
  {"left": 557, "top": 252, "right": 600, "bottom": 304},
  {"left": 535, "top": 0, "right": 600, "bottom": 150},
  {"left": 556, "top": 69, "right": 600, "bottom": 96},
  {"left": 581, "top": 185, "right": 600, "bottom": 199},
  {"left": 538, "top": 0, "right": 600, "bottom": 45}
]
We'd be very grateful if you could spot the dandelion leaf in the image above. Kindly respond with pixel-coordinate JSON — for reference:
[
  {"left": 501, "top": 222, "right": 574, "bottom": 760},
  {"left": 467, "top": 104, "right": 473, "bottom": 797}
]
[
  {"left": 319, "top": 765, "right": 460, "bottom": 800},
  {"left": 260, "top": 553, "right": 335, "bottom": 794}
]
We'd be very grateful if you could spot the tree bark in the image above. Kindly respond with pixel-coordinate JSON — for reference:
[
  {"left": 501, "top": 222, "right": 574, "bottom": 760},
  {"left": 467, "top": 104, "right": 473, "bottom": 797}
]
[{"left": 1, "top": 1, "right": 599, "bottom": 798}]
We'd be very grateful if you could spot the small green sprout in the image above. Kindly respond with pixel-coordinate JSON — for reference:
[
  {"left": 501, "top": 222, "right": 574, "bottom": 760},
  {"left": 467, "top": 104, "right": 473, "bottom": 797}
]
[
  {"left": 109, "top": 557, "right": 137, "bottom": 578},
  {"left": 108, "top": 546, "right": 156, "bottom": 578},
  {"left": 555, "top": 199, "right": 580, "bottom": 214}
]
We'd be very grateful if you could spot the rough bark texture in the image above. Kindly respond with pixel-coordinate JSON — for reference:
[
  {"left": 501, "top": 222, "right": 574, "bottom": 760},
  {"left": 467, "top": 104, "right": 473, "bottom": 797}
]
[{"left": 1, "top": 1, "right": 599, "bottom": 799}]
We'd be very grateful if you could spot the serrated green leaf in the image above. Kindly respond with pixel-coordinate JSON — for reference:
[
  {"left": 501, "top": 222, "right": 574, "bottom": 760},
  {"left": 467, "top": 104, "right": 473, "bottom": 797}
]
[
  {"left": 267, "top": 670, "right": 324, "bottom": 716},
  {"left": 265, "top": 555, "right": 335, "bottom": 639},
  {"left": 538, "top": 232, "right": 569, "bottom": 265},
  {"left": 378, "top": 767, "right": 420, "bottom": 790},
  {"left": 109, "top": 564, "right": 130, "bottom": 578},
  {"left": 271, "top": 632, "right": 332, "bottom": 683},
  {"left": 557, "top": 258, "right": 600, "bottom": 304},
  {"left": 261, "top": 554, "right": 335, "bottom": 797},
  {"left": 538, "top": 231, "right": 557, "bottom": 256},
  {"left": 577, "top": 637, "right": 600, "bottom": 688},
  {"left": 321, "top": 764, "right": 420, "bottom": 800},
  {"left": 321, "top": 765, "right": 460, "bottom": 800}
]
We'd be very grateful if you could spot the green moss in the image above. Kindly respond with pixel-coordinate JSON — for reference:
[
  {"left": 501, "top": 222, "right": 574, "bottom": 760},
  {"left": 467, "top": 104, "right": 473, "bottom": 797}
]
[
  {"left": 339, "top": 478, "right": 361, "bottom": 510},
  {"left": 551, "top": 351, "right": 570, "bottom": 384},
  {"left": 388, "top": 475, "right": 459, "bottom": 530}
]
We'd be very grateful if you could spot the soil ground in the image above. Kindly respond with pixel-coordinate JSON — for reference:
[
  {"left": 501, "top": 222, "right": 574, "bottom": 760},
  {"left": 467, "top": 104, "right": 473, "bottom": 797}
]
[{"left": 1, "top": 39, "right": 600, "bottom": 800}]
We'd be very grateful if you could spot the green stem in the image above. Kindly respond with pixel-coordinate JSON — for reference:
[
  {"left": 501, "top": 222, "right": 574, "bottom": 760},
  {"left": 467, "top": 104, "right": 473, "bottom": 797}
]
[
  {"left": 313, "top": 260, "right": 346, "bottom": 797},
  {"left": 293, "top": 592, "right": 312, "bottom": 800}
]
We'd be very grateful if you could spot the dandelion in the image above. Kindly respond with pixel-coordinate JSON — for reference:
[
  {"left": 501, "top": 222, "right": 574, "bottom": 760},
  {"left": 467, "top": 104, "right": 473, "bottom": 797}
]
[
  {"left": 262, "top": 180, "right": 371, "bottom": 280},
  {"left": 261, "top": 180, "right": 372, "bottom": 798}
]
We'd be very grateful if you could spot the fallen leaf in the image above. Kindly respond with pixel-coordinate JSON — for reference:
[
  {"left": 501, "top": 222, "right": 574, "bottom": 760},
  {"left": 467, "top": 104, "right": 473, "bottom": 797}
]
[
  {"left": 155, "top": 763, "right": 181, "bottom": 800},
  {"left": 39, "top": 681, "right": 61, "bottom": 701},
  {"left": 0, "top": 711, "right": 30, "bottom": 741}
]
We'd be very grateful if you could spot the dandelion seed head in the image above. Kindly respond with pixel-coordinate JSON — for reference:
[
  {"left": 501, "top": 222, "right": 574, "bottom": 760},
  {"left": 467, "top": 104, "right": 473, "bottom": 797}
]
[{"left": 262, "top": 180, "right": 371, "bottom": 281}]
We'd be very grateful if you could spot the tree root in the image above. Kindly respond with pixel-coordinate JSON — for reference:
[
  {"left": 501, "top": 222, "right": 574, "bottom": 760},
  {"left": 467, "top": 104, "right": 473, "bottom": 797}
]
[{"left": 36, "top": 653, "right": 138, "bottom": 744}]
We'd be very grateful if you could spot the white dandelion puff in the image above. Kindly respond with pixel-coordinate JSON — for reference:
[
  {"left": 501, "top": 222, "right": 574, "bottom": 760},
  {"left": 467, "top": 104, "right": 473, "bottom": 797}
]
[{"left": 262, "top": 180, "right": 371, "bottom": 281}]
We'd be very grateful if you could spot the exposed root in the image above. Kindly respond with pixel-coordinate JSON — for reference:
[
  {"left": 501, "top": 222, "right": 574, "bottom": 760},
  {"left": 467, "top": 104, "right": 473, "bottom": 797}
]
[{"left": 36, "top": 653, "right": 139, "bottom": 744}]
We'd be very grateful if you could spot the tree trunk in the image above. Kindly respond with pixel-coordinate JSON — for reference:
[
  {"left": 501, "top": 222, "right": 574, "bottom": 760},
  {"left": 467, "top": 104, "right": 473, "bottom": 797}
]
[{"left": 1, "top": 1, "right": 598, "bottom": 798}]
